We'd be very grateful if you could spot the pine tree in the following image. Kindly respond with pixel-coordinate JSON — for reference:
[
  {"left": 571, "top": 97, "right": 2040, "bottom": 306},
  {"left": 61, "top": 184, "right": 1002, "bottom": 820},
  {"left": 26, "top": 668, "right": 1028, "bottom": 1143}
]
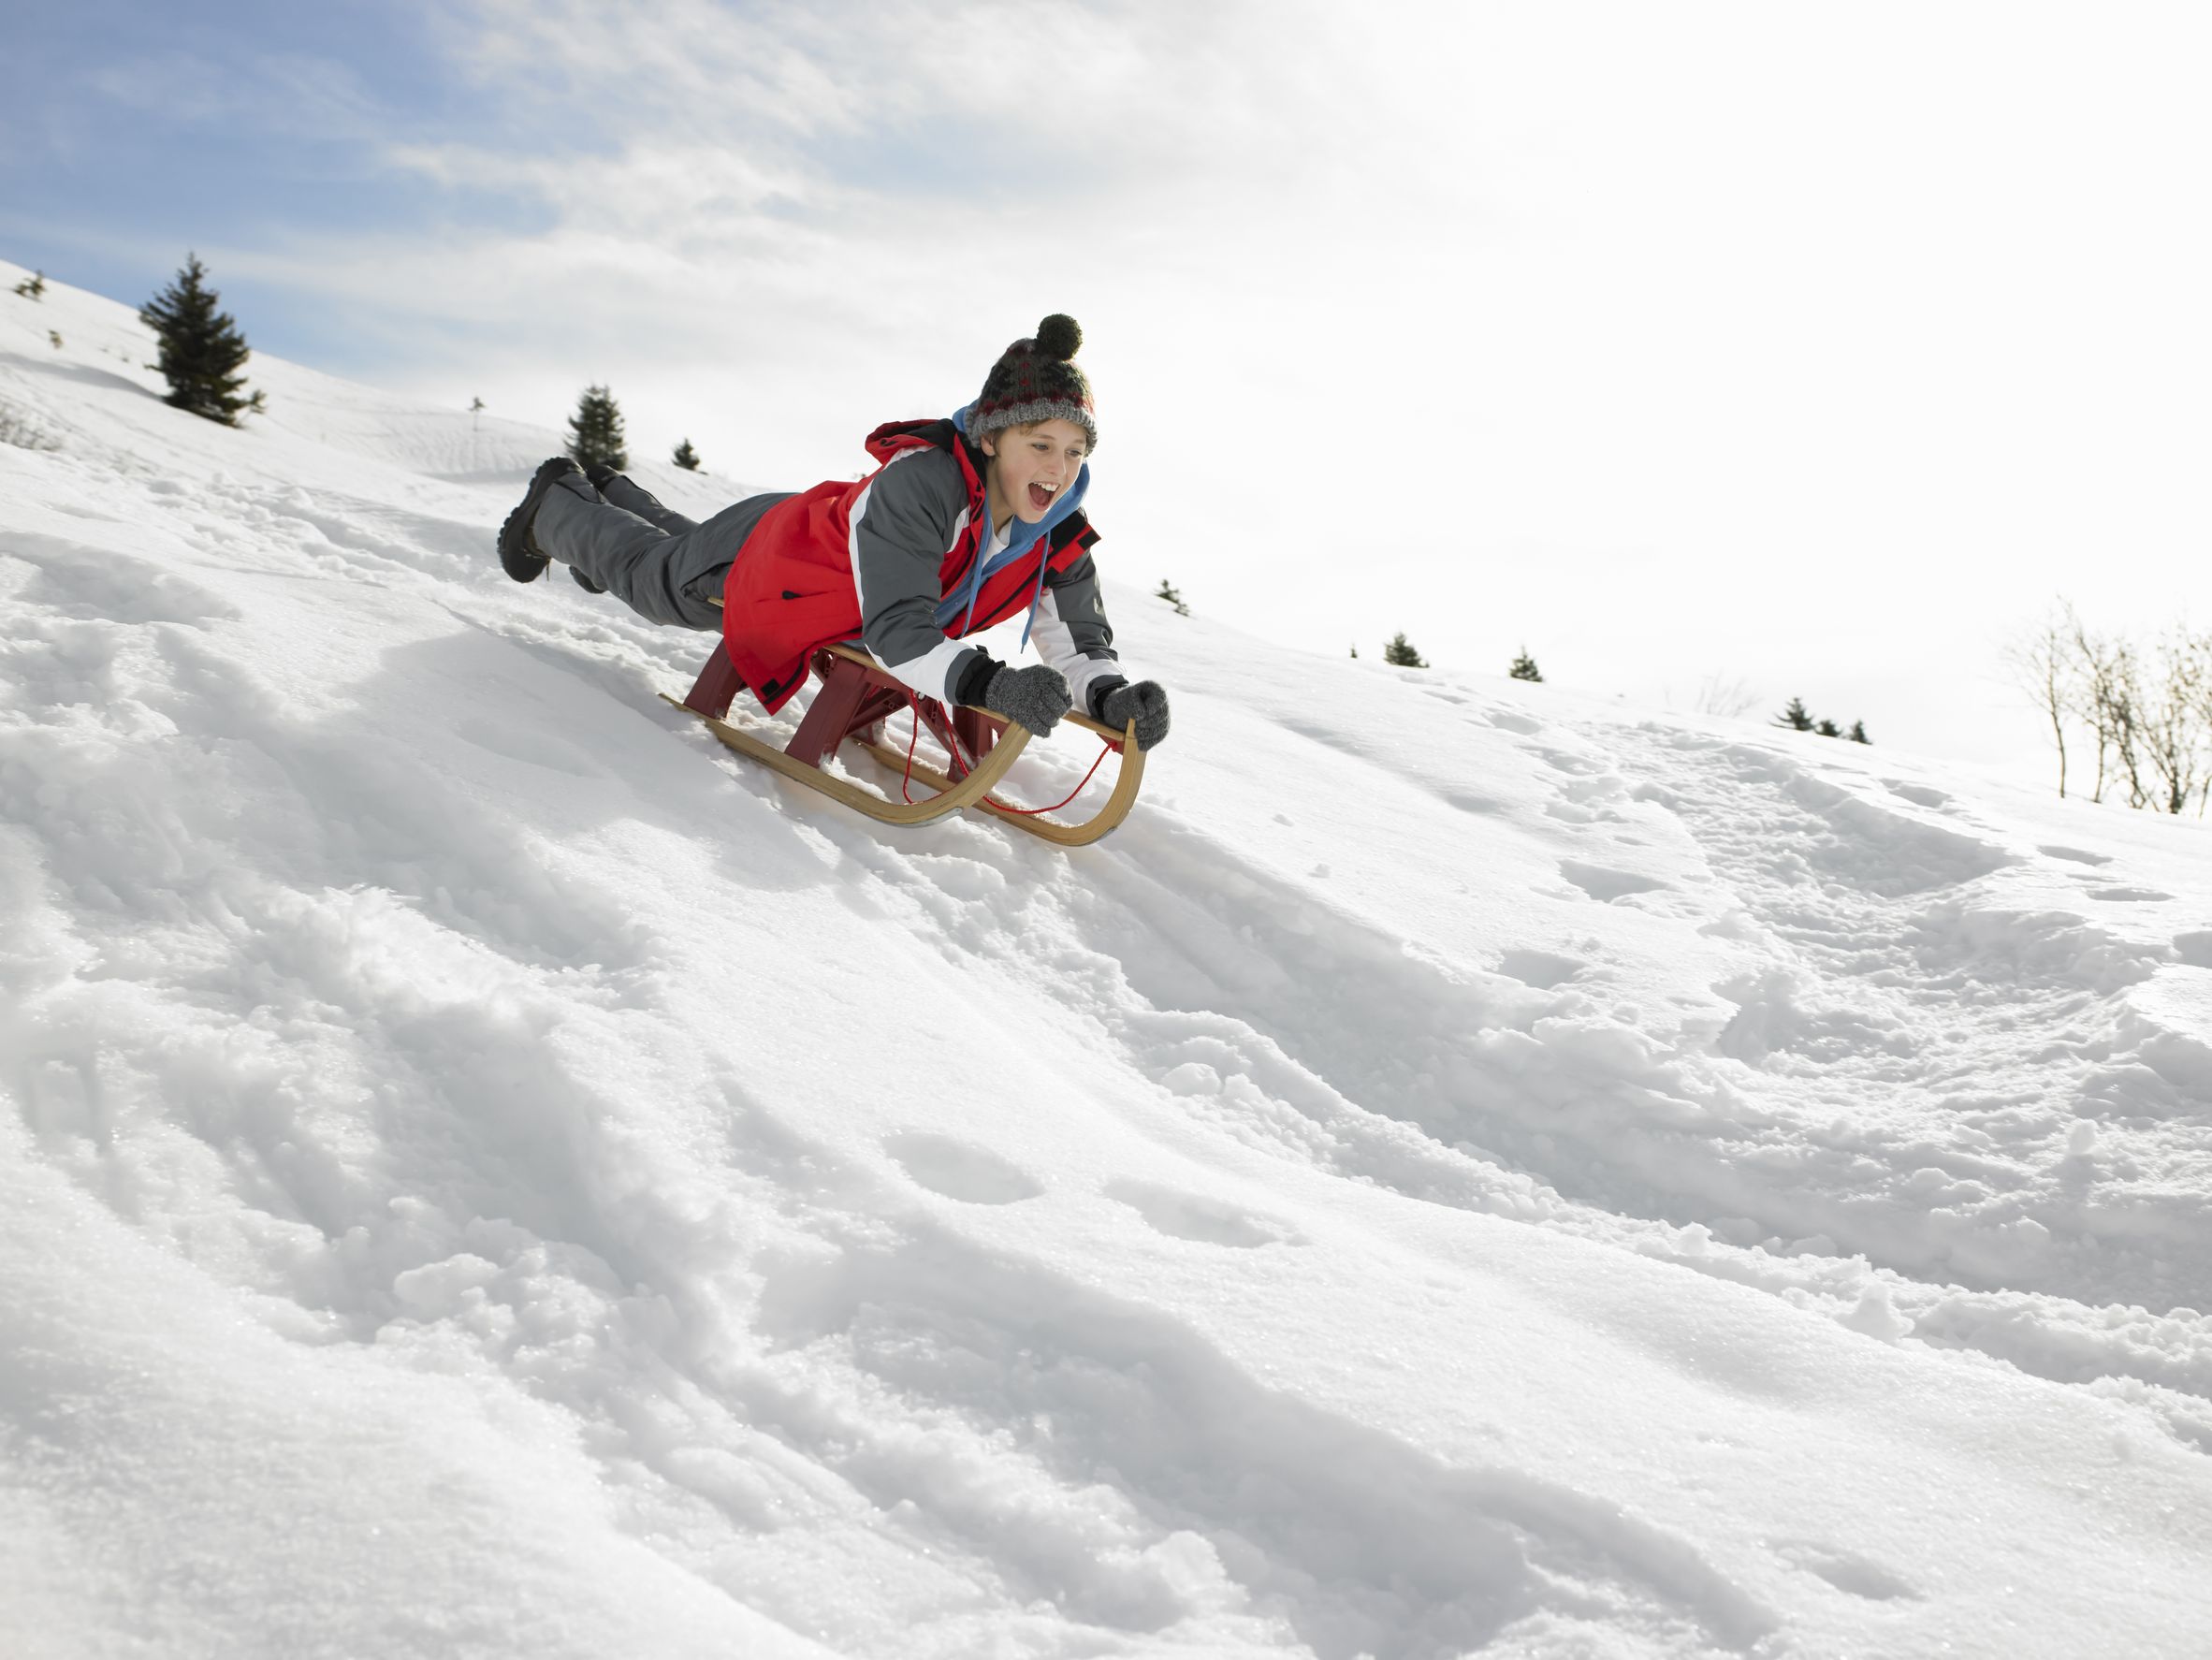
[
  {"left": 673, "top": 437, "right": 701, "bottom": 471},
  {"left": 1849, "top": 721, "right": 1871, "bottom": 745},
  {"left": 1508, "top": 648, "right": 1543, "bottom": 682},
  {"left": 1349, "top": 644, "right": 1359, "bottom": 659},
  {"left": 12, "top": 271, "right": 45, "bottom": 299},
  {"left": 1815, "top": 718, "right": 1842, "bottom": 737},
  {"left": 138, "top": 255, "right": 264, "bottom": 426},
  {"left": 1773, "top": 696, "right": 1815, "bottom": 731},
  {"left": 1384, "top": 633, "right": 1427, "bottom": 668},
  {"left": 1155, "top": 578, "right": 1188, "bottom": 617},
  {"left": 566, "top": 385, "right": 628, "bottom": 471}
]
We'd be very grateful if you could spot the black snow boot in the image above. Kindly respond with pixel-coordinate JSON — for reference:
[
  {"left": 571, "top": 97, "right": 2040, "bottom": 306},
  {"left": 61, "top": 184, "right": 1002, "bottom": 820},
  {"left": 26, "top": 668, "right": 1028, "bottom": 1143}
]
[{"left": 498, "top": 456, "right": 584, "bottom": 583}]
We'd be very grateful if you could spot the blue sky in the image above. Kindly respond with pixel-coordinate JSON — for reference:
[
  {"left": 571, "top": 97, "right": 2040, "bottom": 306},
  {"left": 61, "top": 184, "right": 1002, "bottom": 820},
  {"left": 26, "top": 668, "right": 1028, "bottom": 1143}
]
[
  {"left": 7, "top": 1, "right": 2211, "bottom": 774},
  {"left": 6, "top": 3, "right": 481, "bottom": 361}
]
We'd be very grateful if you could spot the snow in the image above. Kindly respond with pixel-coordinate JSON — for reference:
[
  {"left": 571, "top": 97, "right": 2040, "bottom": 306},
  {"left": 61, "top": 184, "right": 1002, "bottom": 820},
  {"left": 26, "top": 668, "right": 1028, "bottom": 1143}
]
[{"left": 4, "top": 260, "right": 2210, "bottom": 1659}]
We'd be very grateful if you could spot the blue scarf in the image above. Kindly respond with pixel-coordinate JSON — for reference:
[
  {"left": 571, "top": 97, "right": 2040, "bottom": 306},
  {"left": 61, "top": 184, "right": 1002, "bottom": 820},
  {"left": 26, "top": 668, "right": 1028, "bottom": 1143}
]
[{"left": 939, "top": 402, "right": 1090, "bottom": 646}]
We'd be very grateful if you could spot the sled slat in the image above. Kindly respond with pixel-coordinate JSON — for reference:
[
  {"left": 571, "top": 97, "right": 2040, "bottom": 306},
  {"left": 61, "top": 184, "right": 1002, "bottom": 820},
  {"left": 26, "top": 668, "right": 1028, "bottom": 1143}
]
[
  {"left": 661, "top": 695, "right": 1032, "bottom": 825},
  {"left": 852, "top": 726, "right": 1143, "bottom": 847}
]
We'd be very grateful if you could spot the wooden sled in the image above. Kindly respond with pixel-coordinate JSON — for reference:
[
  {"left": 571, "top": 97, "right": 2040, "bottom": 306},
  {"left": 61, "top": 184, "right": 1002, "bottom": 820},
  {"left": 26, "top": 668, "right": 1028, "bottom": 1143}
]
[{"left": 662, "top": 640, "right": 1144, "bottom": 844}]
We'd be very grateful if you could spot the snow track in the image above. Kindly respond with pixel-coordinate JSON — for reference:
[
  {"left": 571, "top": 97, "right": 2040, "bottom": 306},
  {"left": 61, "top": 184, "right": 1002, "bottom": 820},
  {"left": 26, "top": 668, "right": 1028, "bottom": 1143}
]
[{"left": 6, "top": 265, "right": 2212, "bottom": 1658}]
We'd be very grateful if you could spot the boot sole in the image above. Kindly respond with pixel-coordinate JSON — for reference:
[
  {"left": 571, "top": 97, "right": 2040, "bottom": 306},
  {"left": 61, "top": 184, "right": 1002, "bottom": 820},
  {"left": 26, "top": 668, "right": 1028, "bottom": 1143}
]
[{"left": 498, "top": 458, "right": 580, "bottom": 582}]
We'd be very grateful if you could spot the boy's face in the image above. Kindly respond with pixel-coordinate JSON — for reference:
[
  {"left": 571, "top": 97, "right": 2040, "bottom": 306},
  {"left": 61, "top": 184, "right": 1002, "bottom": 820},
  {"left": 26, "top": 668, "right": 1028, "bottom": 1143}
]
[{"left": 982, "top": 418, "right": 1088, "bottom": 525}]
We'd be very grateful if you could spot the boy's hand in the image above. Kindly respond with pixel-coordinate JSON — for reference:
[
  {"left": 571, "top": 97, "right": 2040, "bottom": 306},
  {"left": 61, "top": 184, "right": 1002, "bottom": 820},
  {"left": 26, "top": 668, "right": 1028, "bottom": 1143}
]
[
  {"left": 1094, "top": 679, "right": 1171, "bottom": 750},
  {"left": 983, "top": 663, "right": 1074, "bottom": 737}
]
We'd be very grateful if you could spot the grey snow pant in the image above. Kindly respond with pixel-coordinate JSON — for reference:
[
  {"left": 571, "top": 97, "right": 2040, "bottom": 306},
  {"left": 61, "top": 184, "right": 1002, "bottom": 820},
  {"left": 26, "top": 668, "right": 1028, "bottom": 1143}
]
[{"left": 531, "top": 471, "right": 794, "bottom": 632}]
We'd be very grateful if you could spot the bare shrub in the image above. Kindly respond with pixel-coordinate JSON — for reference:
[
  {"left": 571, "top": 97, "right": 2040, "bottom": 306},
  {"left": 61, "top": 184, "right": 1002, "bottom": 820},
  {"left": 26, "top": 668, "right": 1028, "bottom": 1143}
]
[
  {"left": 2012, "top": 600, "right": 2209, "bottom": 813},
  {"left": 1693, "top": 673, "right": 1759, "bottom": 719},
  {"left": 0, "top": 401, "right": 61, "bottom": 452}
]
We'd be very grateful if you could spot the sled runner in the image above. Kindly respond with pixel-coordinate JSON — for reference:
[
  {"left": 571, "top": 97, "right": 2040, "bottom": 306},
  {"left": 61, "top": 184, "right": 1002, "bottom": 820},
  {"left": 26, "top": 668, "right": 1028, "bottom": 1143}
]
[{"left": 662, "top": 641, "right": 1145, "bottom": 845}]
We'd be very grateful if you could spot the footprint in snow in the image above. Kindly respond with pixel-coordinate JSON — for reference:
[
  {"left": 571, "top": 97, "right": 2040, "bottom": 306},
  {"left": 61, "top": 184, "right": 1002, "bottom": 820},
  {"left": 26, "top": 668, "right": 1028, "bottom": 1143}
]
[
  {"left": 1496, "top": 949, "right": 1585, "bottom": 990},
  {"left": 883, "top": 1132, "right": 1043, "bottom": 1204},
  {"left": 1772, "top": 1540, "right": 1922, "bottom": 1602},
  {"left": 1105, "top": 1179, "right": 1302, "bottom": 1248},
  {"left": 1436, "top": 787, "right": 1506, "bottom": 815},
  {"left": 2039, "top": 844, "right": 2112, "bottom": 867},
  {"left": 1531, "top": 746, "right": 1605, "bottom": 777},
  {"left": 1487, "top": 710, "right": 1542, "bottom": 735},
  {"left": 1558, "top": 860, "right": 1671, "bottom": 903},
  {"left": 1884, "top": 780, "right": 1950, "bottom": 808}
]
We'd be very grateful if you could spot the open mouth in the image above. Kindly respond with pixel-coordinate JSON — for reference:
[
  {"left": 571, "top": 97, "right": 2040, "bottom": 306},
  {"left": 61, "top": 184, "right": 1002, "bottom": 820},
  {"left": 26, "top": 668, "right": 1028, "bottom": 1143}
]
[{"left": 1027, "top": 481, "right": 1056, "bottom": 511}]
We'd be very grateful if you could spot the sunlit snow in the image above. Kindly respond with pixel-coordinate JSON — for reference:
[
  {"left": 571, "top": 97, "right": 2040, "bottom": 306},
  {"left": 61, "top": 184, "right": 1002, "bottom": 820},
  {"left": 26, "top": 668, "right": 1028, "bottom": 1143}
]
[{"left": 4, "top": 263, "right": 2210, "bottom": 1659}]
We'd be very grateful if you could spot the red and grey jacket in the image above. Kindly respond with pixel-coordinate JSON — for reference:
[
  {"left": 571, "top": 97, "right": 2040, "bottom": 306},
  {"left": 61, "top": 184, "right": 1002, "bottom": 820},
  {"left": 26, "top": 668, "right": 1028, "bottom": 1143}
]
[{"left": 720, "top": 419, "right": 1125, "bottom": 714}]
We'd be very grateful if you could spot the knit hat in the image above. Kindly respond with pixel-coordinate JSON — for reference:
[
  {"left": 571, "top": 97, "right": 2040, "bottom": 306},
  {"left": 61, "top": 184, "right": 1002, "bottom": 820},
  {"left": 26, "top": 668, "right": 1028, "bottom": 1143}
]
[{"left": 968, "top": 313, "right": 1097, "bottom": 451}]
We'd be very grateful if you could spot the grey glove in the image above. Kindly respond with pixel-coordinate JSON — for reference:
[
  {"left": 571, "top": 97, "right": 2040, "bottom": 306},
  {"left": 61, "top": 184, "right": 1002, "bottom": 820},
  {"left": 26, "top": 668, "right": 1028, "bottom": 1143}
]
[
  {"left": 982, "top": 663, "right": 1073, "bottom": 738},
  {"left": 1093, "top": 678, "right": 1171, "bottom": 750}
]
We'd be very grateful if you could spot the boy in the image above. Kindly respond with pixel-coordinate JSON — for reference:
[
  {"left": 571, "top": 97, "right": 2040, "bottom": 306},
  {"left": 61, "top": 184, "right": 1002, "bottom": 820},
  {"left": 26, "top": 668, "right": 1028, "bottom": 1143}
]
[{"left": 496, "top": 314, "right": 1171, "bottom": 750}]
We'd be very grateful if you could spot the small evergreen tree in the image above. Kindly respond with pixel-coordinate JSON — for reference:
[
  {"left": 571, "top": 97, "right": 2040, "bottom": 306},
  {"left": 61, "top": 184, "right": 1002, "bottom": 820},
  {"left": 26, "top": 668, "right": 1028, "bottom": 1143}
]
[
  {"left": 1349, "top": 643, "right": 1359, "bottom": 659},
  {"left": 1155, "top": 578, "right": 1188, "bottom": 617},
  {"left": 1814, "top": 718, "right": 1842, "bottom": 737},
  {"left": 1849, "top": 721, "right": 1871, "bottom": 745},
  {"left": 1384, "top": 632, "right": 1427, "bottom": 668},
  {"left": 566, "top": 385, "right": 628, "bottom": 471},
  {"left": 1508, "top": 648, "right": 1543, "bottom": 682},
  {"left": 13, "top": 271, "right": 45, "bottom": 299},
  {"left": 673, "top": 437, "right": 702, "bottom": 471},
  {"left": 1774, "top": 696, "right": 1815, "bottom": 731},
  {"left": 139, "top": 254, "right": 264, "bottom": 426}
]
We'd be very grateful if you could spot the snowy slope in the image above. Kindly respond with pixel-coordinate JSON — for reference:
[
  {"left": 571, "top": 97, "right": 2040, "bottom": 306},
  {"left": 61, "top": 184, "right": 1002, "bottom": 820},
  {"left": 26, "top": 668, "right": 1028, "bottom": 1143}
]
[{"left": 4, "top": 262, "right": 2211, "bottom": 1660}]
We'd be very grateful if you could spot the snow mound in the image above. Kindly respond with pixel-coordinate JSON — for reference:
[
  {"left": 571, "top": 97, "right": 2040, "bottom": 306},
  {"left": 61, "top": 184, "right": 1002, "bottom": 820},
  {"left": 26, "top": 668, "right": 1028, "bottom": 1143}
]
[{"left": 6, "top": 260, "right": 2212, "bottom": 1659}]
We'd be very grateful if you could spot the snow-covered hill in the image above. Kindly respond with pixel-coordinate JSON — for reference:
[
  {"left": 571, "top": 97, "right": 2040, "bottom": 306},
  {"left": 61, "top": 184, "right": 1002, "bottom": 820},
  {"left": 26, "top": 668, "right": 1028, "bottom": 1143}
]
[{"left": 4, "top": 261, "right": 2210, "bottom": 1660}]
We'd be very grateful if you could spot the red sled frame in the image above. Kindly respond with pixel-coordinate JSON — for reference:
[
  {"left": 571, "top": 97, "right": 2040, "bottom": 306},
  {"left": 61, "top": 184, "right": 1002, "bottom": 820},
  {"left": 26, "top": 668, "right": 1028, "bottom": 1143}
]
[{"left": 660, "top": 641, "right": 1144, "bottom": 845}]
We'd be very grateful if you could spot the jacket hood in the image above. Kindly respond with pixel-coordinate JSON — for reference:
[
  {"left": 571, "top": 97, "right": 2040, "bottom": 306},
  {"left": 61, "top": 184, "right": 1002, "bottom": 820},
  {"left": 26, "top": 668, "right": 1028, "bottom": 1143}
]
[{"left": 863, "top": 417, "right": 973, "bottom": 471}]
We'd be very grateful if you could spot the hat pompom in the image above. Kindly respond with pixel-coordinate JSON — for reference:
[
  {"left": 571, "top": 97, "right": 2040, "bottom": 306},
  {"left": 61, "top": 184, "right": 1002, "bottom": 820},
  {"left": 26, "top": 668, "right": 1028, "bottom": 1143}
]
[
  {"left": 971, "top": 314, "right": 1098, "bottom": 448},
  {"left": 1034, "top": 313, "right": 1082, "bottom": 360}
]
